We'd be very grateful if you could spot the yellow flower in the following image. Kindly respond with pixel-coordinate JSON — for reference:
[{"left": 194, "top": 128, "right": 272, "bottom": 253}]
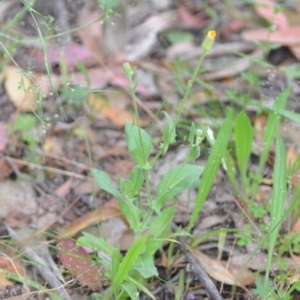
[
  {"left": 207, "top": 30, "right": 216, "bottom": 40},
  {"left": 201, "top": 30, "right": 216, "bottom": 51}
]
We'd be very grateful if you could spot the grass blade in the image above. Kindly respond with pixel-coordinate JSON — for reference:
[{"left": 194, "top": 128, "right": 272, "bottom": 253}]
[
  {"left": 258, "top": 87, "right": 290, "bottom": 172},
  {"left": 264, "top": 135, "right": 287, "bottom": 287},
  {"left": 234, "top": 110, "right": 253, "bottom": 190},
  {"left": 188, "top": 110, "right": 233, "bottom": 230}
]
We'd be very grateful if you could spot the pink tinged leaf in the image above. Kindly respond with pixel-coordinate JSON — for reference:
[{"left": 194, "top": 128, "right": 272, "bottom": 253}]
[
  {"left": 254, "top": 0, "right": 289, "bottom": 29},
  {"left": 0, "top": 122, "right": 7, "bottom": 152},
  {"left": 36, "top": 44, "right": 94, "bottom": 67},
  {"left": 57, "top": 238, "right": 105, "bottom": 291},
  {"left": 242, "top": 26, "right": 300, "bottom": 45},
  {"left": 177, "top": 7, "right": 208, "bottom": 27},
  {"left": 109, "top": 75, "right": 150, "bottom": 95}
]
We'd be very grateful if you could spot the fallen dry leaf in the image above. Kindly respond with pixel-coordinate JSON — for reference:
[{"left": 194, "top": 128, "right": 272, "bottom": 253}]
[
  {"left": 57, "top": 238, "right": 105, "bottom": 291},
  {"left": 0, "top": 180, "right": 37, "bottom": 218},
  {"left": 55, "top": 178, "right": 73, "bottom": 198},
  {"left": 0, "top": 255, "right": 25, "bottom": 289},
  {"left": 291, "top": 218, "right": 300, "bottom": 234},
  {"left": 3, "top": 66, "right": 37, "bottom": 112},
  {"left": 254, "top": 0, "right": 289, "bottom": 29},
  {"left": 58, "top": 198, "right": 122, "bottom": 238},
  {"left": 88, "top": 94, "right": 134, "bottom": 127},
  {"left": 0, "top": 123, "right": 7, "bottom": 151},
  {"left": 242, "top": 26, "right": 300, "bottom": 46},
  {"left": 185, "top": 244, "right": 255, "bottom": 288},
  {"left": 244, "top": 0, "right": 300, "bottom": 59}
]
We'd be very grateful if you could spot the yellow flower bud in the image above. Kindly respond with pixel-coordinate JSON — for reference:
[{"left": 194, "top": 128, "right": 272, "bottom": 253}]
[{"left": 201, "top": 30, "right": 216, "bottom": 51}]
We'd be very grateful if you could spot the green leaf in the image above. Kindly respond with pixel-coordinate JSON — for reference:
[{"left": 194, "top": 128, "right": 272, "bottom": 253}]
[
  {"left": 120, "top": 179, "right": 134, "bottom": 199},
  {"left": 91, "top": 169, "right": 121, "bottom": 198},
  {"left": 259, "top": 87, "right": 290, "bottom": 172},
  {"left": 153, "top": 164, "right": 203, "bottom": 212},
  {"left": 160, "top": 111, "right": 176, "bottom": 154},
  {"left": 223, "top": 150, "right": 238, "bottom": 195},
  {"left": 15, "top": 114, "right": 36, "bottom": 131},
  {"left": 234, "top": 110, "right": 253, "bottom": 184},
  {"left": 109, "top": 234, "right": 149, "bottom": 297},
  {"left": 188, "top": 122, "right": 196, "bottom": 145},
  {"left": 275, "top": 108, "right": 300, "bottom": 124},
  {"left": 188, "top": 110, "right": 233, "bottom": 230},
  {"left": 118, "top": 198, "right": 143, "bottom": 232},
  {"left": 125, "top": 121, "right": 152, "bottom": 169},
  {"left": 77, "top": 232, "right": 115, "bottom": 255},
  {"left": 112, "top": 246, "right": 122, "bottom": 281},
  {"left": 21, "top": 133, "right": 36, "bottom": 147},
  {"left": 129, "top": 168, "right": 144, "bottom": 196},
  {"left": 121, "top": 282, "right": 139, "bottom": 300},
  {"left": 127, "top": 276, "right": 155, "bottom": 300},
  {"left": 265, "top": 135, "right": 287, "bottom": 286},
  {"left": 186, "top": 145, "right": 200, "bottom": 162},
  {"left": 166, "top": 30, "right": 194, "bottom": 44},
  {"left": 132, "top": 253, "right": 158, "bottom": 278},
  {"left": 147, "top": 205, "right": 175, "bottom": 254}
]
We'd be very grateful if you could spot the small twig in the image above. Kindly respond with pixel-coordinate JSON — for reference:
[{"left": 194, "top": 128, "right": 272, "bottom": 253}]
[
  {"left": 6, "top": 157, "right": 88, "bottom": 180},
  {"left": 172, "top": 224, "right": 224, "bottom": 300},
  {"left": 4, "top": 224, "right": 72, "bottom": 300}
]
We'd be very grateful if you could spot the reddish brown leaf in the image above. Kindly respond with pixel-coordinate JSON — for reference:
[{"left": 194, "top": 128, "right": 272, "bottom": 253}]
[{"left": 57, "top": 239, "right": 105, "bottom": 291}]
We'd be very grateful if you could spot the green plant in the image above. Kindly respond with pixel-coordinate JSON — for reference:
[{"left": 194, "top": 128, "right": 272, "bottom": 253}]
[{"left": 76, "top": 31, "right": 219, "bottom": 299}]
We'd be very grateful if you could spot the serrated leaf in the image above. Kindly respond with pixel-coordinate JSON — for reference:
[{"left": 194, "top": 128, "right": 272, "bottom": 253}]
[
  {"left": 125, "top": 121, "right": 152, "bottom": 169},
  {"left": 153, "top": 164, "right": 203, "bottom": 211},
  {"left": 91, "top": 169, "right": 121, "bottom": 198}
]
